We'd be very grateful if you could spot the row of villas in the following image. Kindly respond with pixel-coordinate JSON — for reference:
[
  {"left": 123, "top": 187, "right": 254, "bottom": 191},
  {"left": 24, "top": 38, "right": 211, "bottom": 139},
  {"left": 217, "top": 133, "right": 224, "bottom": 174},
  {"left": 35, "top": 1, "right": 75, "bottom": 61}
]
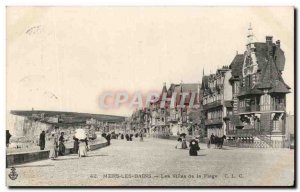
[
  {"left": 127, "top": 27, "right": 291, "bottom": 142},
  {"left": 127, "top": 83, "right": 202, "bottom": 137}
]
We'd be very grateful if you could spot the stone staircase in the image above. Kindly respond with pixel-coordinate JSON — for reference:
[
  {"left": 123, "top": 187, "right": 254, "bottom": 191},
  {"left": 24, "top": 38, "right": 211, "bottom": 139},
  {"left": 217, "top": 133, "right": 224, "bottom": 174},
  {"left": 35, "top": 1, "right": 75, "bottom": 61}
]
[{"left": 255, "top": 134, "right": 273, "bottom": 147}]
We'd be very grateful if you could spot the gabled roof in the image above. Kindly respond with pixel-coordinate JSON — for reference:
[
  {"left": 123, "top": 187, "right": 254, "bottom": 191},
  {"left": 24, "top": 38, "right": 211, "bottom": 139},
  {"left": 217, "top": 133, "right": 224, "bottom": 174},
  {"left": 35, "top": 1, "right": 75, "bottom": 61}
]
[
  {"left": 256, "top": 56, "right": 290, "bottom": 93},
  {"left": 235, "top": 41, "right": 290, "bottom": 96},
  {"left": 230, "top": 42, "right": 286, "bottom": 79},
  {"left": 229, "top": 54, "right": 244, "bottom": 78}
]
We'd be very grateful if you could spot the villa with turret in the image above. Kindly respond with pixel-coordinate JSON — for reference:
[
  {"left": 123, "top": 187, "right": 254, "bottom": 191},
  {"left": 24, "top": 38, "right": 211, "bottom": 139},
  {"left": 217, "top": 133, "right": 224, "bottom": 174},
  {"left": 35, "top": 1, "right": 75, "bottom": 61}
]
[{"left": 201, "top": 25, "right": 290, "bottom": 142}]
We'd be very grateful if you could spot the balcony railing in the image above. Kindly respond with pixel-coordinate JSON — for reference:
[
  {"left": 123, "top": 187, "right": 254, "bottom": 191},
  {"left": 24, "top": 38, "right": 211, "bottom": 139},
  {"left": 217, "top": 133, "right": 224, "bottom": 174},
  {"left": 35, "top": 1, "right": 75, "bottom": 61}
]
[
  {"left": 272, "top": 104, "right": 285, "bottom": 111},
  {"left": 239, "top": 104, "right": 285, "bottom": 113},
  {"left": 202, "top": 100, "right": 222, "bottom": 110},
  {"left": 227, "top": 130, "right": 236, "bottom": 135},
  {"left": 204, "top": 118, "right": 223, "bottom": 125},
  {"left": 239, "top": 105, "right": 260, "bottom": 113}
]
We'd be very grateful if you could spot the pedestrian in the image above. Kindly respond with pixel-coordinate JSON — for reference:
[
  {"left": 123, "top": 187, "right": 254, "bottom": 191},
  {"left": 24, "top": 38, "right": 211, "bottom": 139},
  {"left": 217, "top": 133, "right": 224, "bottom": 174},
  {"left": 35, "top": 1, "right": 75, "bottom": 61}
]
[
  {"left": 129, "top": 134, "right": 133, "bottom": 141},
  {"left": 175, "top": 138, "right": 183, "bottom": 149},
  {"left": 54, "top": 125, "right": 60, "bottom": 138},
  {"left": 125, "top": 134, "right": 129, "bottom": 141},
  {"left": 78, "top": 137, "right": 88, "bottom": 157},
  {"left": 210, "top": 133, "right": 215, "bottom": 144},
  {"left": 121, "top": 134, "right": 124, "bottom": 140},
  {"left": 181, "top": 135, "right": 188, "bottom": 149},
  {"left": 49, "top": 133, "right": 58, "bottom": 160},
  {"left": 106, "top": 133, "right": 111, "bottom": 145},
  {"left": 6, "top": 130, "right": 12, "bottom": 147},
  {"left": 189, "top": 139, "right": 200, "bottom": 156},
  {"left": 139, "top": 132, "right": 143, "bottom": 142},
  {"left": 75, "top": 129, "right": 88, "bottom": 157},
  {"left": 73, "top": 136, "right": 79, "bottom": 154},
  {"left": 39, "top": 131, "right": 46, "bottom": 150},
  {"left": 58, "top": 132, "right": 65, "bottom": 156}
]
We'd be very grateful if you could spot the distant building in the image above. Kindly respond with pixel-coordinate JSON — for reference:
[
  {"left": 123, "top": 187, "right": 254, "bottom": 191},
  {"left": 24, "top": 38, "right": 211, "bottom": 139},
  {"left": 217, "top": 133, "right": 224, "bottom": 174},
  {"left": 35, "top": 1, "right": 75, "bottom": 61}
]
[{"left": 148, "top": 82, "right": 201, "bottom": 136}]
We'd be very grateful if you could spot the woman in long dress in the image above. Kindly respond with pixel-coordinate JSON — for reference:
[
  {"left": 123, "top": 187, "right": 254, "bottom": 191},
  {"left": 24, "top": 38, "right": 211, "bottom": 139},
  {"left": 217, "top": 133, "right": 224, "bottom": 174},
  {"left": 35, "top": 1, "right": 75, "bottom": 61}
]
[
  {"left": 139, "top": 132, "right": 143, "bottom": 142},
  {"left": 49, "top": 134, "right": 58, "bottom": 160},
  {"left": 73, "top": 136, "right": 79, "bottom": 154},
  {"left": 78, "top": 138, "right": 88, "bottom": 157},
  {"left": 189, "top": 139, "right": 200, "bottom": 156},
  {"left": 58, "top": 132, "right": 65, "bottom": 156},
  {"left": 181, "top": 136, "right": 188, "bottom": 149}
]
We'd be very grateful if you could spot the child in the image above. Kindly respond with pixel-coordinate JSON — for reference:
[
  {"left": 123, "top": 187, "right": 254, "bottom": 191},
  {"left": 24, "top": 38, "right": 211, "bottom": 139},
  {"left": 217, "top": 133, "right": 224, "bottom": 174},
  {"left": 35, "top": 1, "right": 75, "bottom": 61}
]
[{"left": 175, "top": 138, "right": 183, "bottom": 149}]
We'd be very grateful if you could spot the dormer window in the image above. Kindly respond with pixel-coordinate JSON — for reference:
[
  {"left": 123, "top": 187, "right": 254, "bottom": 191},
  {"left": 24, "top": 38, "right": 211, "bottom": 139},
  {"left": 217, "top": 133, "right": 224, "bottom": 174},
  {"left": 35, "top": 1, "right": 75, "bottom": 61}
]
[{"left": 243, "top": 48, "right": 258, "bottom": 77}]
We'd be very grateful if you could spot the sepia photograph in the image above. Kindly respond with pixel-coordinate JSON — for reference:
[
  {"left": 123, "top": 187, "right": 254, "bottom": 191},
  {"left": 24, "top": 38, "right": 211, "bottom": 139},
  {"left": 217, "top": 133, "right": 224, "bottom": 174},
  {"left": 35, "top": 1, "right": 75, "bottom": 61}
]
[{"left": 5, "top": 6, "right": 295, "bottom": 187}]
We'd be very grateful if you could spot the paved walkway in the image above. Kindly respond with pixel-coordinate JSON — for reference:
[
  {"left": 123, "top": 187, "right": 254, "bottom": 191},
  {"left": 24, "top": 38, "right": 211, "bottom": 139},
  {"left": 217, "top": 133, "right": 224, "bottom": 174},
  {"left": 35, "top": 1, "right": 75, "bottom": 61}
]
[{"left": 7, "top": 137, "right": 294, "bottom": 186}]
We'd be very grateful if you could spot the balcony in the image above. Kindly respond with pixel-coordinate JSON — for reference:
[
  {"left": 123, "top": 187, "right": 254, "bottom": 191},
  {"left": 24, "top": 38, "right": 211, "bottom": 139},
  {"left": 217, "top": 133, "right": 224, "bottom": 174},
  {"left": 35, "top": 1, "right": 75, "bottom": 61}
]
[
  {"left": 272, "top": 103, "right": 285, "bottom": 111},
  {"left": 239, "top": 105, "right": 260, "bottom": 113},
  {"left": 202, "top": 100, "right": 222, "bottom": 110},
  {"left": 204, "top": 118, "right": 223, "bottom": 125},
  {"left": 239, "top": 103, "right": 285, "bottom": 113}
]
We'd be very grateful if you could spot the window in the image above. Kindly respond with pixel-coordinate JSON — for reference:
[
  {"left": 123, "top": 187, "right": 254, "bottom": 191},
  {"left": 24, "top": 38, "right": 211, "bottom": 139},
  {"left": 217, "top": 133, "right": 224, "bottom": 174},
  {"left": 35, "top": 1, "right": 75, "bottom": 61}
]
[
  {"left": 248, "top": 75, "right": 251, "bottom": 87},
  {"left": 260, "top": 93, "right": 271, "bottom": 111}
]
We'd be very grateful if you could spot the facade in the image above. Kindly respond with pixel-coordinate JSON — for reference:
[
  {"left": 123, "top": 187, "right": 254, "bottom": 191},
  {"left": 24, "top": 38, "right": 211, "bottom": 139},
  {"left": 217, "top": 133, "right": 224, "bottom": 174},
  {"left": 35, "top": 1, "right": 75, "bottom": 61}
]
[
  {"left": 200, "top": 66, "right": 233, "bottom": 137},
  {"left": 126, "top": 82, "right": 202, "bottom": 137},
  {"left": 148, "top": 82, "right": 201, "bottom": 136},
  {"left": 226, "top": 27, "right": 290, "bottom": 141},
  {"left": 200, "top": 26, "right": 290, "bottom": 142}
]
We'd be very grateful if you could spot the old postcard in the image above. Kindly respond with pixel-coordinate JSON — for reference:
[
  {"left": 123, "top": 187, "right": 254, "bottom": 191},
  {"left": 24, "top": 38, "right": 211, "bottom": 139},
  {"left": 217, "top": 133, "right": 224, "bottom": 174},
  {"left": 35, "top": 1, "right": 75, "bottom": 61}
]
[{"left": 6, "top": 7, "right": 295, "bottom": 187}]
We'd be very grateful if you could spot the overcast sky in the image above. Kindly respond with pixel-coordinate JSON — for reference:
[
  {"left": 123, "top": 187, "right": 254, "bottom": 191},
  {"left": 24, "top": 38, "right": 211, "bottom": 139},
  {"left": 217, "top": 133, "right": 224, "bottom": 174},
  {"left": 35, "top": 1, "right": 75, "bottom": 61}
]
[{"left": 7, "top": 7, "right": 294, "bottom": 116}]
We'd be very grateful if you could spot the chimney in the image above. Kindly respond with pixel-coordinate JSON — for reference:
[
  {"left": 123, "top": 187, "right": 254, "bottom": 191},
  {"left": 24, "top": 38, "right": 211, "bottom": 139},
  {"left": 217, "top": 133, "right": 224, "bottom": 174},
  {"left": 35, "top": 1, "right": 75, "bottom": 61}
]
[
  {"left": 276, "top": 40, "right": 281, "bottom": 48},
  {"left": 266, "top": 36, "right": 273, "bottom": 45},
  {"left": 266, "top": 36, "right": 273, "bottom": 56}
]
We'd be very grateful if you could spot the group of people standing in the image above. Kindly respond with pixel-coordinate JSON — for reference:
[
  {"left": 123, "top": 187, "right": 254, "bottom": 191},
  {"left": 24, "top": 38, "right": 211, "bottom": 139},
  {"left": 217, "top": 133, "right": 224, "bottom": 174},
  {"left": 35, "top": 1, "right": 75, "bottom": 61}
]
[
  {"left": 117, "top": 133, "right": 144, "bottom": 141},
  {"left": 120, "top": 132, "right": 143, "bottom": 142},
  {"left": 48, "top": 126, "right": 90, "bottom": 160},
  {"left": 48, "top": 126, "right": 69, "bottom": 160},
  {"left": 175, "top": 135, "right": 200, "bottom": 156}
]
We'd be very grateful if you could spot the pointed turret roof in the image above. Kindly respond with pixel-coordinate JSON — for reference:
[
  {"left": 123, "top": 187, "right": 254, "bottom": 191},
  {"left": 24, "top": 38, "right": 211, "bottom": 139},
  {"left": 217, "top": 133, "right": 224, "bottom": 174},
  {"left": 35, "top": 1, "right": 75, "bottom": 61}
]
[{"left": 256, "top": 54, "right": 290, "bottom": 93}]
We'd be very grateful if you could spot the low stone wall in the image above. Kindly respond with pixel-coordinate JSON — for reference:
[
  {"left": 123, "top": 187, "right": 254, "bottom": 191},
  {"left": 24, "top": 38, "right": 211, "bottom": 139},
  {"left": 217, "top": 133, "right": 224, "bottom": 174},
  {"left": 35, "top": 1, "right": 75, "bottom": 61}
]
[
  {"left": 6, "top": 150, "right": 50, "bottom": 167},
  {"left": 89, "top": 142, "right": 108, "bottom": 150},
  {"left": 6, "top": 142, "right": 108, "bottom": 167}
]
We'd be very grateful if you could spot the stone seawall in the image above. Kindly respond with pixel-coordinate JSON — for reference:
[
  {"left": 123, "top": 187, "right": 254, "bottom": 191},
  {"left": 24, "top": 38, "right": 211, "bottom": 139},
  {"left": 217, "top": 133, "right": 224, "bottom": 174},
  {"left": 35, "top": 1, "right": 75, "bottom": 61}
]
[{"left": 6, "top": 142, "right": 108, "bottom": 167}]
